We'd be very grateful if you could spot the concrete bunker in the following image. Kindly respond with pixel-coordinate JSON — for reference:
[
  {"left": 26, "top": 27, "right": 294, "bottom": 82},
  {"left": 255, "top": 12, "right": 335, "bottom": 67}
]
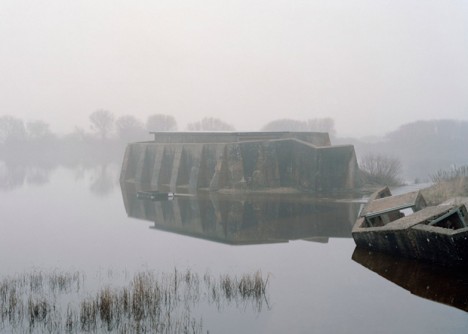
[{"left": 120, "top": 131, "right": 361, "bottom": 194}]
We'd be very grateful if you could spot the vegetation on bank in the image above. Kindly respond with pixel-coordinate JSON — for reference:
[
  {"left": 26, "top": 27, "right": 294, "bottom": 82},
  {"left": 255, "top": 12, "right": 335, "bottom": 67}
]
[
  {"left": 359, "top": 153, "right": 403, "bottom": 187},
  {"left": 0, "top": 269, "right": 270, "bottom": 333},
  {"left": 422, "top": 165, "right": 468, "bottom": 205}
]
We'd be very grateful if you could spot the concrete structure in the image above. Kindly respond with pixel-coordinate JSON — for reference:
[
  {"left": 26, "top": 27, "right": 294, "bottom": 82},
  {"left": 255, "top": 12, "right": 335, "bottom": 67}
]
[
  {"left": 120, "top": 132, "right": 360, "bottom": 194},
  {"left": 353, "top": 187, "right": 468, "bottom": 267}
]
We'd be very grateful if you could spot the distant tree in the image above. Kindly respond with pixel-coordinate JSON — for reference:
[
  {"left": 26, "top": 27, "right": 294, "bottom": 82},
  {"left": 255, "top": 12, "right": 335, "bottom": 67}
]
[
  {"left": 377, "top": 119, "right": 468, "bottom": 180},
  {"left": 0, "top": 115, "right": 27, "bottom": 145},
  {"left": 26, "top": 120, "right": 54, "bottom": 141},
  {"left": 116, "top": 115, "right": 146, "bottom": 142},
  {"left": 66, "top": 126, "right": 89, "bottom": 143},
  {"left": 261, "top": 117, "right": 336, "bottom": 135},
  {"left": 89, "top": 109, "right": 115, "bottom": 140},
  {"left": 306, "top": 118, "right": 336, "bottom": 136},
  {"left": 359, "top": 153, "right": 403, "bottom": 186},
  {"left": 261, "top": 119, "right": 307, "bottom": 131},
  {"left": 146, "top": 114, "right": 178, "bottom": 132},
  {"left": 186, "top": 117, "right": 235, "bottom": 131}
]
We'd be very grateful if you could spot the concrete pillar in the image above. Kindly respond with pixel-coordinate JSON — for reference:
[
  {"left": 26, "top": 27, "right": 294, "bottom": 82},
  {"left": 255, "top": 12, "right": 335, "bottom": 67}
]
[
  {"left": 169, "top": 146, "right": 183, "bottom": 192},
  {"left": 185, "top": 145, "right": 203, "bottom": 193},
  {"left": 150, "top": 146, "right": 165, "bottom": 189},
  {"left": 134, "top": 145, "right": 148, "bottom": 183},
  {"left": 209, "top": 144, "right": 227, "bottom": 191}
]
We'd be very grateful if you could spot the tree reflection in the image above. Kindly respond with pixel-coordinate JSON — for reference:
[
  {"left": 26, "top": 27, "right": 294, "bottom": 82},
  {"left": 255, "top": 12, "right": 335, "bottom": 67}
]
[
  {"left": 89, "top": 164, "right": 116, "bottom": 197},
  {"left": 0, "top": 161, "right": 27, "bottom": 190}
]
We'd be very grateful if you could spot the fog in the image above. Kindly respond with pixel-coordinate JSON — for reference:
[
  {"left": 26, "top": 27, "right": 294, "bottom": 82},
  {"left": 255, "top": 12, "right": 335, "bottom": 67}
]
[
  {"left": 1, "top": 0, "right": 467, "bottom": 137},
  {"left": 1, "top": 3, "right": 468, "bottom": 331}
]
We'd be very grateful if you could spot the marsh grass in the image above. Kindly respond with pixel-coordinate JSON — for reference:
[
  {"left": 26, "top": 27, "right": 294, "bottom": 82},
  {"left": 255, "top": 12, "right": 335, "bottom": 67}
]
[
  {"left": 422, "top": 165, "right": 468, "bottom": 205},
  {"left": 430, "top": 165, "right": 468, "bottom": 183},
  {"left": 0, "top": 269, "right": 270, "bottom": 333}
]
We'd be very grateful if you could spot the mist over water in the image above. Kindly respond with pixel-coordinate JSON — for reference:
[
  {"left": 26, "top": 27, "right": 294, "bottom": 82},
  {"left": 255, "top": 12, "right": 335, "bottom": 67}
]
[
  {"left": 0, "top": 155, "right": 467, "bottom": 333},
  {"left": 1, "top": 0, "right": 468, "bottom": 331}
]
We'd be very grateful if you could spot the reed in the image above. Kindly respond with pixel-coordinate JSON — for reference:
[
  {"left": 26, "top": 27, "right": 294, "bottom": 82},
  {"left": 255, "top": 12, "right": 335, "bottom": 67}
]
[
  {"left": 0, "top": 268, "right": 270, "bottom": 333},
  {"left": 430, "top": 165, "right": 468, "bottom": 183},
  {"left": 422, "top": 166, "right": 468, "bottom": 205}
]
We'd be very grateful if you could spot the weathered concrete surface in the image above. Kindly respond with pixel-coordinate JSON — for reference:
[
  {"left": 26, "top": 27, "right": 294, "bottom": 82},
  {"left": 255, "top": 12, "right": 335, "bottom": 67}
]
[
  {"left": 360, "top": 189, "right": 427, "bottom": 223},
  {"left": 120, "top": 181, "right": 361, "bottom": 245},
  {"left": 150, "top": 131, "right": 331, "bottom": 145},
  {"left": 120, "top": 132, "right": 360, "bottom": 194}
]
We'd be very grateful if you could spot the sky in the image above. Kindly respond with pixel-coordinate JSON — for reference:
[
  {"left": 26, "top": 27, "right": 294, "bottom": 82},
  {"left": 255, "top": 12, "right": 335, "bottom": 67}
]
[{"left": 1, "top": 0, "right": 467, "bottom": 137}]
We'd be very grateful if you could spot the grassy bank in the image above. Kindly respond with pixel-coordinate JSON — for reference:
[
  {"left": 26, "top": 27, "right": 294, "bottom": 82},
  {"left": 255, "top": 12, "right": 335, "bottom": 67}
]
[{"left": 421, "top": 177, "right": 468, "bottom": 205}]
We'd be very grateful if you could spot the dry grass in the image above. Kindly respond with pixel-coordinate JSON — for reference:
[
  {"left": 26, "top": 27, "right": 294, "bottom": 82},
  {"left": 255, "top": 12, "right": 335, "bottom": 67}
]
[
  {"left": 422, "top": 177, "right": 468, "bottom": 205},
  {"left": 0, "top": 269, "right": 270, "bottom": 333},
  {"left": 421, "top": 166, "right": 468, "bottom": 205}
]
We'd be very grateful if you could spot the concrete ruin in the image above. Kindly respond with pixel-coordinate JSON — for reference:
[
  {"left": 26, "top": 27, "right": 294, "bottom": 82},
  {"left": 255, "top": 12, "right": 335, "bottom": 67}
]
[
  {"left": 353, "top": 187, "right": 468, "bottom": 267},
  {"left": 120, "top": 132, "right": 360, "bottom": 194}
]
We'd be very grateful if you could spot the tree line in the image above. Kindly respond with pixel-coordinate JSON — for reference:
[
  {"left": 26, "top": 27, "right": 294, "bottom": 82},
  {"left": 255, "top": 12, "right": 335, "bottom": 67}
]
[
  {"left": 346, "top": 119, "right": 468, "bottom": 181},
  {"left": 1, "top": 111, "right": 467, "bottom": 182},
  {"left": 0, "top": 111, "right": 336, "bottom": 146}
]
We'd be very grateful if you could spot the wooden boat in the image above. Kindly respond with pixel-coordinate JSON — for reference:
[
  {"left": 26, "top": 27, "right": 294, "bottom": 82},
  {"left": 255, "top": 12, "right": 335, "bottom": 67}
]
[{"left": 352, "top": 187, "right": 468, "bottom": 267}]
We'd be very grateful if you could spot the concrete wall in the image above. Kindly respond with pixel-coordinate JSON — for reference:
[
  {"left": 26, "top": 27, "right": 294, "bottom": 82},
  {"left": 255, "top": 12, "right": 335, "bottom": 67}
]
[
  {"left": 150, "top": 131, "right": 331, "bottom": 146},
  {"left": 120, "top": 132, "right": 360, "bottom": 194}
]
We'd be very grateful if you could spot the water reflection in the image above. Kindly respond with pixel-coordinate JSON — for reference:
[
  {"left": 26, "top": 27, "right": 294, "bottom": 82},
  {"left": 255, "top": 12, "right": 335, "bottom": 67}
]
[
  {"left": 120, "top": 181, "right": 361, "bottom": 245},
  {"left": 89, "top": 164, "right": 117, "bottom": 196},
  {"left": 0, "top": 159, "right": 121, "bottom": 196},
  {"left": 352, "top": 248, "right": 468, "bottom": 313}
]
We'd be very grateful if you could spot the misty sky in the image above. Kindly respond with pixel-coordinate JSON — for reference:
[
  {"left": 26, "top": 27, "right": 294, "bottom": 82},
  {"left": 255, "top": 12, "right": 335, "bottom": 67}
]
[{"left": 1, "top": 0, "right": 467, "bottom": 137}]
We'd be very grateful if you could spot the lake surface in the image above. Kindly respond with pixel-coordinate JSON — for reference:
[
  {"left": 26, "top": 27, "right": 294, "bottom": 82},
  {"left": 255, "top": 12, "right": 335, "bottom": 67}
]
[{"left": 0, "top": 161, "right": 467, "bottom": 333}]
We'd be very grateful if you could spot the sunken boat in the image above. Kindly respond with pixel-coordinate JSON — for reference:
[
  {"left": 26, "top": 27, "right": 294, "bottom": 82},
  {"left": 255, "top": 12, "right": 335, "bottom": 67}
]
[{"left": 352, "top": 187, "right": 468, "bottom": 267}]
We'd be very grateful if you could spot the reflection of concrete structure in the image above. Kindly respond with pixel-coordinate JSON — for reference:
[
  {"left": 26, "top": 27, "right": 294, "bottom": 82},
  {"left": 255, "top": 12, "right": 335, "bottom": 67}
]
[
  {"left": 352, "top": 248, "right": 468, "bottom": 313},
  {"left": 120, "top": 132, "right": 360, "bottom": 194},
  {"left": 120, "top": 181, "right": 361, "bottom": 245}
]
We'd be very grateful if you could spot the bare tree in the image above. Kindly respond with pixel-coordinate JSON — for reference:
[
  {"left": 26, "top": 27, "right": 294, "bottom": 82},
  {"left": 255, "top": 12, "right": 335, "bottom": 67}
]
[
  {"left": 186, "top": 117, "right": 235, "bottom": 131},
  {"left": 89, "top": 109, "right": 115, "bottom": 140},
  {"left": 359, "top": 153, "right": 403, "bottom": 186},
  {"left": 116, "top": 115, "right": 146, "bottom": 142},
  {"left": 146, "top": 114, "right": 178, "bottom": 132}
]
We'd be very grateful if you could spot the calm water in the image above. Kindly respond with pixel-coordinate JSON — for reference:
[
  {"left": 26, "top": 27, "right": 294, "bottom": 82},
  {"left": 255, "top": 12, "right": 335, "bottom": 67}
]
[{"left": 1, "top": 162, "right": 467, "bottom": 333}]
